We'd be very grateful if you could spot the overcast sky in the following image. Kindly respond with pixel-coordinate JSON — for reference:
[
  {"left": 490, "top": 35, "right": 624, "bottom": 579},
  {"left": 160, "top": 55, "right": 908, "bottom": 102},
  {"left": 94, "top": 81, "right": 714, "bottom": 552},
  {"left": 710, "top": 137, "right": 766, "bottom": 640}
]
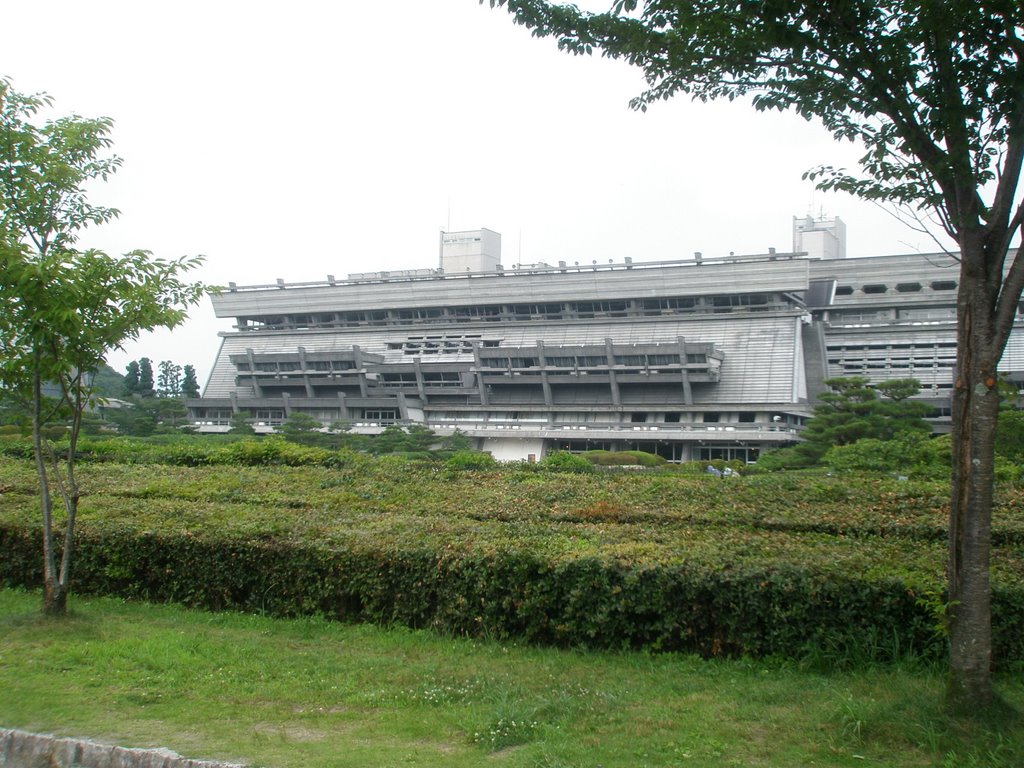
[{"left": 5, "top": 1, "right": 973, "bottom": 387}]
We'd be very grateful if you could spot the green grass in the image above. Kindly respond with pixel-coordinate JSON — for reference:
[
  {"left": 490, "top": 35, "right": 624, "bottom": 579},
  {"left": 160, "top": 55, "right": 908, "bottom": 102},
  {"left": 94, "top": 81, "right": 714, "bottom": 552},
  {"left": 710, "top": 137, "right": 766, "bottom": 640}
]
[{"left": 2, "top": 589, "right": 1022, "bottom": 768}]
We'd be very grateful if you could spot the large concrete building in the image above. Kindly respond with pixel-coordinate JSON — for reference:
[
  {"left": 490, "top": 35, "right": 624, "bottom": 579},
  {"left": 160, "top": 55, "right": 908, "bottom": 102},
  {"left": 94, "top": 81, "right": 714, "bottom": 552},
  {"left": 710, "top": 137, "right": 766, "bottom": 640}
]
[{"left": 187, "top": 218, "right": 1023, "bottom": 462}]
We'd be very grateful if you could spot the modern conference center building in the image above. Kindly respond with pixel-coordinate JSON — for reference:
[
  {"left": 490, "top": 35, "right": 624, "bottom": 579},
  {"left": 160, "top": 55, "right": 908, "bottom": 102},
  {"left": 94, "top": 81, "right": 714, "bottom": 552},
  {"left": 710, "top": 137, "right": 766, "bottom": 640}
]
[{"left": 186, "top": 217, "right": 1022, "bottom": 463}]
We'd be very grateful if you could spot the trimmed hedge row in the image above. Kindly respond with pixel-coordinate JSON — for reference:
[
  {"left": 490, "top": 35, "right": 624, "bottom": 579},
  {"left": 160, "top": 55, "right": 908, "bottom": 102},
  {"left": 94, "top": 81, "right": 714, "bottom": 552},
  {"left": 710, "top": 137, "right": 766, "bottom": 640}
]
[{"left": 3, "top": 521, "right": 1023, "bottom": 665}]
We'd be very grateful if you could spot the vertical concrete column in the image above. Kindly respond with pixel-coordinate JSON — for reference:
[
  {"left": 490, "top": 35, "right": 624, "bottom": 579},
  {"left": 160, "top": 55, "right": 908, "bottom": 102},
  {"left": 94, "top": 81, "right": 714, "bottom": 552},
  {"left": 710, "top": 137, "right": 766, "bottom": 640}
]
[
  {"left": 605, "top": 338, "right": 621, "bottom": 406},
  {"left": 353, "top": 345, "right": 369, "bottom": 397},
  {"left": 245, "top": 348, "right": 262, "bottom": 397},
  {"left": 281, "top": 392, "right": 292, "bottom": 417},
  {"left": 537, "top": 340, "right": 553, "bottom": 407},
  {"left": 413, "top": 357, "right": 427, "bottom": 403},
  {"left": 472, "top": 343, "right": 489, "bottom": 406},
  {"left": 396, "top": 392, "right": 409, "bottom": 421},
  {"left": 336, "top": 392, "right": 348, "bottom": 422},
  {"left": 298, "top": 346, "right": 315, "bottom": 397},
  {"left": 677, "top": 336, "right": 693, "bottom": 405}
]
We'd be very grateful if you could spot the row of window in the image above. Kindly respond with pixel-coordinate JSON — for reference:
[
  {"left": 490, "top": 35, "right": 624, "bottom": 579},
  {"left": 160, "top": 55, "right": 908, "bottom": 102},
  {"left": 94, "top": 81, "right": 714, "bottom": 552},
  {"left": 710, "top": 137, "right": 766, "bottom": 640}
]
[
  {"left": 233, "top": 293, "right": 789, "bottom": 331},
  {"left": 236, "top": 360, "right": 356, "bottom": 373},
  {"left": 834, "top": 280, "right": 957, "bottom": 296},
  {"left": 479, "top": 353, "right": 709, "bottom": 370}
]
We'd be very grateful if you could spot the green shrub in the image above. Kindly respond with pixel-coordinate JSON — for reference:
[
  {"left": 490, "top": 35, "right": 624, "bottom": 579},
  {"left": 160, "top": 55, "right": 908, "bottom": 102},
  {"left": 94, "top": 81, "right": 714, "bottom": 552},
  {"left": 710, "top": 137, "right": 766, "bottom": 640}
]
[
  {"left": 823, "top": 431, "right": 950, "bottom": 478},
  {"left": 3, "top": 446, "right": 1023, "bottom": 666},
  {"left": 5, "top": 521, "right": 1017, "bottom": 664},
  {"left": 539, "top": 451, "right": 595, "bottom": 473},
  {"left": 583, "top": 450, "right": 666, "bottom": 467},
  {"left": 754, "top": 445, "right": 815, "bottom": 471},
  {"left": 444, "top": 450, "right": 498, "bottom": 471}
]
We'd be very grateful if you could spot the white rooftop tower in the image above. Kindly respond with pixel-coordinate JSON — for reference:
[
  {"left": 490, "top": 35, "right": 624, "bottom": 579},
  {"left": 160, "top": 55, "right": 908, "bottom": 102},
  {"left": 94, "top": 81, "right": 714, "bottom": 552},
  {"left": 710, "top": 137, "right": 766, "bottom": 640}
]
[
  {"left": 793, "top": 215, "right": 847, "bottom": 259},
  {"left": 439, "top": 228, "right": 502, "bottom": 273}
]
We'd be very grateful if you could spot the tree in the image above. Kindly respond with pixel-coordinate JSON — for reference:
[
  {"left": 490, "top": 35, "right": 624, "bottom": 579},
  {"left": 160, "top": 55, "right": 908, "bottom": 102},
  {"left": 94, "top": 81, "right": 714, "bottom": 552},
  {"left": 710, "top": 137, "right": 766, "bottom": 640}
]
[
  {"left": 154, "top": 396, "right": 187, "bottom": 429},
  {"left": 228, "top": 411, "right": 256, "bottom": 435},
  {"left": 280, "top": 412, "right": 326, "bottom": 445},
  {"left": 157, "top": 360, "right": 182, "bottom": 397},
  {"left": 181, "top": 364, "right": 200, "bottom": 399},
  {"left": 137, "top": 357, "right": 155, "bottom": 398},
  {"left": 797, "top": 376, "right": 931, "bottom": 463},
  {"left": 0, "top": 79, "right": 206, "bottom": 616},
  {"left": 122, "top": 360, "right": 141, "bottom": 396},
  {"left": 485, "top": 0, "right": 1024, "bottom": 706}
]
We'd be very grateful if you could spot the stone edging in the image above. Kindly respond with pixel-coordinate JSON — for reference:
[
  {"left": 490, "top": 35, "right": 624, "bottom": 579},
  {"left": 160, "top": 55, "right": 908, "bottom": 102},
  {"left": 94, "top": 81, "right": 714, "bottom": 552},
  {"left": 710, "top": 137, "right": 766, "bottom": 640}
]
[{"left": 0, "top": 728, "right": 248, "bottom": 768}]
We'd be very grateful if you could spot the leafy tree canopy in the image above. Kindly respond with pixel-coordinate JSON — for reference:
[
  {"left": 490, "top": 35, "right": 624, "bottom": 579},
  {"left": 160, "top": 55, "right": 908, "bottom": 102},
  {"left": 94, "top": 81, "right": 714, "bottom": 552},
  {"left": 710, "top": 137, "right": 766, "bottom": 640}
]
[
  {"left": 0, "top": 78, "right": 207, "bottom": 615},
  {"left": 797, "top": 376, "right": 930, "bottom": 460},
  {"left": 485, "top": 0, "right": 1023, "bottom": 707}
]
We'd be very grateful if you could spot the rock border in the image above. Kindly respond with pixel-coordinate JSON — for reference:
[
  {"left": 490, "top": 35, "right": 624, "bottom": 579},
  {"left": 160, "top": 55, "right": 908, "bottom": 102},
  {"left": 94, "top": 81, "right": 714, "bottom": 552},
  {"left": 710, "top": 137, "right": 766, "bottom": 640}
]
[{"left": 0, "top": 728, "right": 248, "bottom": 768}]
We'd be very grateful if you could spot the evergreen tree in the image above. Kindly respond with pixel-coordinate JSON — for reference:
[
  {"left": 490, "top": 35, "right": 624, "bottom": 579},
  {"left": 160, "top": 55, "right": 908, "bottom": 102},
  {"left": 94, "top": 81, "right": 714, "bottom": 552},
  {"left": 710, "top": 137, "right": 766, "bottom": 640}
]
[
  {"left": 137, "top": 357, "right": 155, "bottom": 397},
  {"left": 157, "top": 359, "right": 182, "bottom": 397},
  {"left": 280, "top": 412, "right": 326, "bottom": 445},
  {"left": 228, "top": 411, "right": 255, "bottom": 435},
  {"left": 122, "top": 360, "right": 140, "bottom": 396},
  {"left": 797, "top": 377, "right": 931, "bottom": 464},
  {"left": 181, "top": 364, "right": 200, "bottom": 398}
]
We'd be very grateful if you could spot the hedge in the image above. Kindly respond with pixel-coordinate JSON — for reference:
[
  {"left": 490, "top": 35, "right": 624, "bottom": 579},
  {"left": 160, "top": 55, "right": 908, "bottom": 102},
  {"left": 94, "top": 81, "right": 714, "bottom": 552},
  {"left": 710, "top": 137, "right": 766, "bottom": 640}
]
[
  {"left": 3, "top": 451, "right": 1024, "bottom": 665},
  {"left": 4, "top": 518, "right": 1024, "bottom": 665}
]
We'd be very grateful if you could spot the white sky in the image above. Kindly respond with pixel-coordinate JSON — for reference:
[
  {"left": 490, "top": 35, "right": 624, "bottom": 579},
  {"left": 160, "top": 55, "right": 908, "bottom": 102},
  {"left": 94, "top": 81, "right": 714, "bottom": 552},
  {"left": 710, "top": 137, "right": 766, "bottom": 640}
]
[{"left": 4, "top": 0, "right": 968, "bottom": 387}]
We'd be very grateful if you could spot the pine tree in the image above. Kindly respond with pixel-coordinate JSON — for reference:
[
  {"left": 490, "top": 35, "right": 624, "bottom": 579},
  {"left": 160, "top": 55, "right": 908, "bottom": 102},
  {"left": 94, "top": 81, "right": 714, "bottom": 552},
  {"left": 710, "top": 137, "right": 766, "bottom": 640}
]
[
  {"left": 137, "top": 357, "right": 155, "bottom": 398},
  {"left": 122, "top": 360, "right": 140, "bottom": 396},
  {"left": 181, "top": 364, "right": 200, "bottom": 398}
]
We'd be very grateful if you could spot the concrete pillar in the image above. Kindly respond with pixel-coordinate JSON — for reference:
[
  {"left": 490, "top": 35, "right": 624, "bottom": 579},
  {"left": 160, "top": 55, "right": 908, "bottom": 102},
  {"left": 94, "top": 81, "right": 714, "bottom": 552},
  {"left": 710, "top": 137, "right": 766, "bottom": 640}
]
[
  {"left": 678, "top": 336, "right": 693, "bottom": 405},
  {"left": 537, "top": 340, "right": 553, "bottom": 407},
  {"left": 605, "top": 338, "right": 621, "bottom": 406},
  {"left": 472, "top": 344, "right": 489, "bottom": 406},
  {"left": 245, "top": 348, "right": 262, "bottom": 397},
  {"left": 413, "top": 357, "right": 427, "bottom": 403}
]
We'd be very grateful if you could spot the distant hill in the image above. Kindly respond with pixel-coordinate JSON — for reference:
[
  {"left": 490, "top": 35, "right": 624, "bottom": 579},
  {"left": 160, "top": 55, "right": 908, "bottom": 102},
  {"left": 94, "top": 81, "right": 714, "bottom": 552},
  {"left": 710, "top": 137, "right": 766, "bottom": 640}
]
[{"left": 91, "top": 363, "right": 125, "bottom": 399}]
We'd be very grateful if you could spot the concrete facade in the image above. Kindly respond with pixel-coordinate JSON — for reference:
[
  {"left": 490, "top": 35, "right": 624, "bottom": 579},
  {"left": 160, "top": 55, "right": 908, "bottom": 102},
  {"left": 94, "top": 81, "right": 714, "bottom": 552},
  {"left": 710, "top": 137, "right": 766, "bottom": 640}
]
[{"left": 188, "top": 224, "right": 1023, "bottom": 462}]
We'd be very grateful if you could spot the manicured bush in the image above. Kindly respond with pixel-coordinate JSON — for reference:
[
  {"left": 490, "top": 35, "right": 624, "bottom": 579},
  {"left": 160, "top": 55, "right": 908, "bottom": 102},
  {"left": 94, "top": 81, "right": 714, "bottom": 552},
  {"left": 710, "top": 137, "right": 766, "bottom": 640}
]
[
  {"left": 539, "top": 451, "right": 595, "bottom": 473},
  {"left": 444, "top": 450, "right": 498, "bottom": 471},
  {"left": 583, "top": 450, "right": 667, "bottom": 467}
]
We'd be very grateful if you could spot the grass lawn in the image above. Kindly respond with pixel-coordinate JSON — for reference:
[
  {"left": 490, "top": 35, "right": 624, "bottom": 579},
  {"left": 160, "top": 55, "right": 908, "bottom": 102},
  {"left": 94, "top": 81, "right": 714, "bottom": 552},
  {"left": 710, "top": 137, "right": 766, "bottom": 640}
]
[{"left": 1, "top": 589, "right": 1022, "bottom": 768}]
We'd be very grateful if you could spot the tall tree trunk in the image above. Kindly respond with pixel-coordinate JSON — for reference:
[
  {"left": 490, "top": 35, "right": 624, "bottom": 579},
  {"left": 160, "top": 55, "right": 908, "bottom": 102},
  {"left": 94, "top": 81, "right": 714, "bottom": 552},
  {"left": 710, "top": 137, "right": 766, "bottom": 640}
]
[
  {"left": 32, "top": 358, "right": 66, "bottom": 617},
  {"left": 948, "top": 250, "right": 999, "bottom": 708}
]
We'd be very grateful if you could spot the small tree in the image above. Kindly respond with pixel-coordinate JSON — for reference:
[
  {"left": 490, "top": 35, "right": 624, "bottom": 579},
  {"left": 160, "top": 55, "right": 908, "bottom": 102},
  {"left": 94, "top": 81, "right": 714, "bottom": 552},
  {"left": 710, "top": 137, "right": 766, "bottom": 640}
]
[
  {"left": 181, "top": 364, "right": 200, "bottom": 399},
  {"left": 137, "top": 357, "right": 155, "bottom": 398},
  {"left": 0, "top": 79, "right": 206, "bottom": 616},
  {"left": 154, "top": 397, "right": 187, "bottom": 429},
  {"left": 441, "top": 428, "right": 474, "bottom": 452},
  {"left": 797, "top": 376, "right": 932, "bottom": 463},
  {"left": 280, "top": 412, "right": 325, "bottom": 445},
  {"left": 122, "top": 360, "right": 141, "bottom": 396},
  {"left": 228, "top": 411, "right": 256, "bottom": 435},
  {"left": 157, "top": 360, "right": 182, "bottom": 397}
]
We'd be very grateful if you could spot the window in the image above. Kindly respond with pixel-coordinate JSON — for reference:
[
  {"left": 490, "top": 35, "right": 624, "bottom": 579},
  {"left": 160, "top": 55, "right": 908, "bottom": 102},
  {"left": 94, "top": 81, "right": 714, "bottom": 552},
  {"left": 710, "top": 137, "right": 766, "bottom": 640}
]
[{"left": 363, "top": 409, "right": 398, "bottom": 423}]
